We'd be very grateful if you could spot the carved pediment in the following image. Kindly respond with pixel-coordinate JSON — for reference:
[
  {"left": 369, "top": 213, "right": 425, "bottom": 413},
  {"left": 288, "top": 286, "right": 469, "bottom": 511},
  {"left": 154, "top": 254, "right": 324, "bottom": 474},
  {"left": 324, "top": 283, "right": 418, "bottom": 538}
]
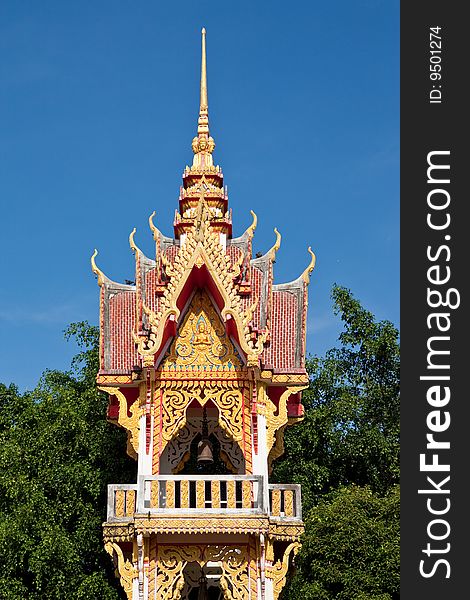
[{"left": 161, "top": 290, "right": 243, "bottom": 371}]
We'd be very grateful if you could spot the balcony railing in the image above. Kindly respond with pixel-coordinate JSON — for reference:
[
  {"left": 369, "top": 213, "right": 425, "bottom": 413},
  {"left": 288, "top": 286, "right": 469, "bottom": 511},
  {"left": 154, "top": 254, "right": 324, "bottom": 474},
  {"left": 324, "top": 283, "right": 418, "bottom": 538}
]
[
  {"left": 268, "top": 484, "right": 302, "bottom": 520},
  {"left": 106, "top": 476, "right": 301, "bottom": 522}
]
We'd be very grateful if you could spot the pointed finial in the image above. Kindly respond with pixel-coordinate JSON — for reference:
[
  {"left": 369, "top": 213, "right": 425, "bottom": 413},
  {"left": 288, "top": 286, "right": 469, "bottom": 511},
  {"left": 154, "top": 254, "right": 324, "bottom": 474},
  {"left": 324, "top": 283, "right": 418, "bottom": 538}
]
[
  {"left": 243, "top": 210, "right": 258, "bottom": 240},
  {"left": 301, "top": 247, "right": 317, "bottom": 284},
  {"left": 149, "top": 211, "right": 160, "bottom": 241},
  {"left": 91, "top": 249, "right": 105, "bottom": 287},
  {"left": 129, "top": 227, "right": 140, "bottom": 254},
  {"left": 192, "top": 28, "right": 215, "bottom": 157},
  {"left": 200, "top": 28, "right": 208, "bottom": 112},
  {"left": 268, "top": 228, "right": 282, "bottom": 261}
]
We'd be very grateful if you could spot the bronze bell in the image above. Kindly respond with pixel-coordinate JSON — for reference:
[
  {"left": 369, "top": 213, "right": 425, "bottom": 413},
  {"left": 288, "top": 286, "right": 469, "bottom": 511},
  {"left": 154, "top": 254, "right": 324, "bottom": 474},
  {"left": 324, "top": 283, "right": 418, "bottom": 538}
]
[
  {"left": 197, "top": 437, "right": 214, "bottom": 464},
  {"left": 197, "top": 405, "right": 214, "bottom": 465}
]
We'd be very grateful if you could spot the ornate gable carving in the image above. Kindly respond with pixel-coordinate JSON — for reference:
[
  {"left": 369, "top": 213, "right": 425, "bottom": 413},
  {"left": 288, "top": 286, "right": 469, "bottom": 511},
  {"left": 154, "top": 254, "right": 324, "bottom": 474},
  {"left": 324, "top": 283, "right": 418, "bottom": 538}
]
[{"left": 161, "top": 289, "right": 243, "bottom": 371}]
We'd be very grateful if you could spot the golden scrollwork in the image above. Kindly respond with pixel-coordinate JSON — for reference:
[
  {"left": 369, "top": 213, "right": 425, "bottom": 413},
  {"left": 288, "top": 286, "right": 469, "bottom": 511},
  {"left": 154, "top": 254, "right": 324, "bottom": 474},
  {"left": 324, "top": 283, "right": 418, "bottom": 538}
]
[
  {"left": 104, "top": 541, "right": 137, "bottom": 599},
  {"left": 210, "top": 546, "right": 249, "bottom": 600},
  {"left": 196, "top": 480, "right": 205, "bottom": 509},
  {"left": 99, "top": 386, "right": 144, "bottom": 460},
  {"left": 154, "top": 545, "right": 250, "bottom": 600},
  {"left": 114, "top": 490, "right": 125, "bottom": 518},
  {"left": 161, "top": 390, "right": 189, "bottom": 444},
  {"left": 216, "top": 390, "right": 244, "bottom": 444},
  {"left": 155, "top": 546, "right": 203, "bottom": 600},
  {"left": 265, "top": 387, "right": 298, "bottom": 459},
  {"left": 264, "top": 385, "right": 308, "bottom": 472},
  {"left": 284, "top": 490, "right": 294, "bottom": 517},
  {"left": 211, "top": 480, "right": 221, "bottom": 508},
  {"left": 166, "top": 480, "right": 175, "bottom": 509},
  {"left": 180, "top": 480, "right": 190, "bottom": 508},
  {"left": 271, "top": 489, "right": 281, "bottom": 517},
  {"left": 266, "top": 542, "right": 301, "bottom": 600},
  {"left": 248, "top": 537, "right": 259, "bottom": 600}
]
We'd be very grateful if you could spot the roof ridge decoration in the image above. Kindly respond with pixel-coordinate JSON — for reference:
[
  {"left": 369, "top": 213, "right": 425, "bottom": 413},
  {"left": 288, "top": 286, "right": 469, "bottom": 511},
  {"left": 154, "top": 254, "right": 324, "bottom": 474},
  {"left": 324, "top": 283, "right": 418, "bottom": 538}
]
[
  {"left": 246, "top": 210, "right": 258, "bottom": 240},
  {"left": 267, "top": 228, "right": 282, "bottom": 262},
  {"left": 90, "top": 249, "right": 106, "bottom": 287},
  {"left": 91, "top": 249, "right": 135, "bottom": 290},
  {"left": 128, "top": 227, "right": 140, "bottom": 255},
  {"left": 302, "top": 247, "right": 317, "bottom": 284}
]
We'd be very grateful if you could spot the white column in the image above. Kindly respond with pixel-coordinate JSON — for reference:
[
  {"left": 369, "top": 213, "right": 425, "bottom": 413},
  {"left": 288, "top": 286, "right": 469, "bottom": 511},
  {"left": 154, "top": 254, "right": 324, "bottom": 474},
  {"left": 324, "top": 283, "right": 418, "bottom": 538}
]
[
  {"left": 265, "top": 577, "right": 274, "bottom": 600},
  {"left": 252, "top": 413, "right": 270, "bottom": 512}
]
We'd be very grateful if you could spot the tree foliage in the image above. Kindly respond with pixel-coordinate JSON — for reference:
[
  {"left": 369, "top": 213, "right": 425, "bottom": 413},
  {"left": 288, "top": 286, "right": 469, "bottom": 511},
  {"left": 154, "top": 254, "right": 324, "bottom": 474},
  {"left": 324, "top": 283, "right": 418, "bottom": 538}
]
[
  {"left": 0, "top": 323, "right": 136, "bottom": 599},
  {"left": 273, "top": 285, "right": 400, "bottom": 599},
  {"left": 287, "top": 485, "right": 399, "bottom": 600}
]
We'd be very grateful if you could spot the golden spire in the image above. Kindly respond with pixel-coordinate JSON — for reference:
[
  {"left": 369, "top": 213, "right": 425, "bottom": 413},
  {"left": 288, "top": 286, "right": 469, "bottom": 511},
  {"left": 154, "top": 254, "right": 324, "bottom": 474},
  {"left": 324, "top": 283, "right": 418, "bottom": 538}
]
[
  {"left": 199, "top": 27, "right": 208, "bottom": 120},
  {"left": 192, "top": 27, "right": 215, "bottom": 159}
]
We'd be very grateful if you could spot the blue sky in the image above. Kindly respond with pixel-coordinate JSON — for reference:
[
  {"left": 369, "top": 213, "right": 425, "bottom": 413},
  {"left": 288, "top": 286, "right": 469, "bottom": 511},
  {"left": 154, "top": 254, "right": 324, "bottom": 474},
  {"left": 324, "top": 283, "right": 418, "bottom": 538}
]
[{"left": 0, "top": 1, "right": 399, "bottom": 391}]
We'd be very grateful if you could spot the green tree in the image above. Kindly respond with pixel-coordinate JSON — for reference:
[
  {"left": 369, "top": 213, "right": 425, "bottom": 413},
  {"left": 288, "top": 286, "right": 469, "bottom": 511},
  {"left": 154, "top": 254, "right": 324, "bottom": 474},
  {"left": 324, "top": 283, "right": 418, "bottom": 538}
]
[
  {"left": 273, "top": 286, "right": 400, "bottom": 599},
  {"left": 287, "top": 485, "right": 399, "bottom": 600},
  {"left": 0, "top": 323, "right": 136, "bottom": 599}
]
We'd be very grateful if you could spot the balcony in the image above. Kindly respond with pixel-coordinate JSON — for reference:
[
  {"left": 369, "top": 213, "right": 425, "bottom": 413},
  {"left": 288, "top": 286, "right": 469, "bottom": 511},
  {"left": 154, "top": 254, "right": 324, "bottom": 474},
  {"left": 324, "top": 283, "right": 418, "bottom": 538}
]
[{"left": 106, "top": 476, "right": 301, "bottom": 523}]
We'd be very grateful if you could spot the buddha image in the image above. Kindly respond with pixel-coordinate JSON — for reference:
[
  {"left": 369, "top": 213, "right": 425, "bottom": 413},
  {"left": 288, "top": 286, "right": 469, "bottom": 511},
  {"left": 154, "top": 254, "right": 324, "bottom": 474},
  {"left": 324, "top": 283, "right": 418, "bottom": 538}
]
[{"left": 193, "top": 320, "right": 211, "bottom": 347}]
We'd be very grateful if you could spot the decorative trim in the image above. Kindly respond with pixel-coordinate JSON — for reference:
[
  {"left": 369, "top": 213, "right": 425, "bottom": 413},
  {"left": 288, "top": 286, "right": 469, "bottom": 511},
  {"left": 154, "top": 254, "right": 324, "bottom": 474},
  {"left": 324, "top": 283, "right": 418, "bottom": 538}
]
[
  {"left": 104, "top": 541, "right": 137, "bottom": 599},
  {"left": 103, "top": 523, "right": 135, "bottom": 543},
  {"left": 265, "top": 386, "right": 308, "bottom": 471},
  {"left": 266, "top": 542, "right": 301, "bottom": 600},
  {"left": 96, "top": 374, "right": 134, "bottom": 385},
  {"left": 99, "top": 386, "right": 144, "bottom": 460},
  {"left": 268, "top": 521, "right": 305, "bottom": 541},
  {"left": 154, "top": 544, "right": 251, "bottom": 600},
  {"left": 134, "top": 515, "right": 269, "bottom": 536}
]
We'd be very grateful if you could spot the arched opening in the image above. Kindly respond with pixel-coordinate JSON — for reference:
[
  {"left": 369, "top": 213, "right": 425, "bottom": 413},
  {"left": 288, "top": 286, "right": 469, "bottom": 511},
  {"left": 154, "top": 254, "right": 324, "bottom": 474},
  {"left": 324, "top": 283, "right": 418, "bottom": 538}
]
[{"left": 159, "top": 398, "right": 245, "bottom": 475}]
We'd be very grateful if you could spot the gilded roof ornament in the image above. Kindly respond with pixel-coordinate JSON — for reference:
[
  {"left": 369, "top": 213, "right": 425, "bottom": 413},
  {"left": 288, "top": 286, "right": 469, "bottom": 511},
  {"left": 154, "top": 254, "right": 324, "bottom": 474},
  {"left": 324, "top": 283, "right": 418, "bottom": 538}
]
[
  {"left": 91, "top": 249, "right": 106, "bottom": 287},
  {"left": 268, "top": 228, "right": 282, "bottom": 261},
  {"left": 129, "top": 227, "right": 141, "bottom": 254},
  {"left": 301, "top": 247, "right": 317, "bottom": 284},
  {"left": 148, "top": 211, "right": 160, "bottom": 242},
  {"left": 244, "top": 210, "right": 258, "bottom": 240}
]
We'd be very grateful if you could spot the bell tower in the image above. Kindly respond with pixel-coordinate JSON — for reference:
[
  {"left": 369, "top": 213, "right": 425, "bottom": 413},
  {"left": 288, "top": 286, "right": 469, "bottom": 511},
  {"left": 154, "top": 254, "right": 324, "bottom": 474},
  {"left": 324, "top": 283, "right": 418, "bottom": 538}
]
[{"left": 93, "top": 28, "right": 315, "bottom": 600}]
